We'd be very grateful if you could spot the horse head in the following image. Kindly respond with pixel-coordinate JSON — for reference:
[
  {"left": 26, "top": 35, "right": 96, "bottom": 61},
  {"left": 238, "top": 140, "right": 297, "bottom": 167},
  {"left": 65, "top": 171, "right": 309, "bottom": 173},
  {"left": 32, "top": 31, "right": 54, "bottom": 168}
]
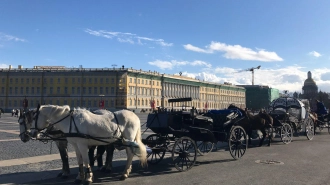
[
  {"left": 18, "top": 109, "right": 35, "bottom": 143},
  {"left": 31, "top": 104, "right": 70, "bottom": 137}
]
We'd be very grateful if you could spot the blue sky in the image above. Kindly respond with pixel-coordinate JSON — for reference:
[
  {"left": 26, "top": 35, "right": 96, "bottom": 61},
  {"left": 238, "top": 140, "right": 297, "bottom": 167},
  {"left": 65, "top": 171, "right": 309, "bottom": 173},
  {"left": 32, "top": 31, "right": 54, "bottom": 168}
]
[{"left": 1, "top": 1, "right": 330, "bottom": 93}]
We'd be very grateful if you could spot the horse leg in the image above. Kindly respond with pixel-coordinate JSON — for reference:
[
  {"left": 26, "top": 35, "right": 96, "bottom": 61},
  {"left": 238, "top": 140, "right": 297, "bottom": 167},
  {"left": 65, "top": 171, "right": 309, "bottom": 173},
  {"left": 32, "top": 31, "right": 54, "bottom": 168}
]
[
  {"left": 72, "top": 143, "right": 85, "bottom": 184},
  {"left": 101, "top": 144, "right": 114, "bottom": 173},
  {"left": 88, "top": 146, "right": 96, "bottom": 168},
  {"left": 77, "top": 143, "right": 93, "bottom": 185},
  {"left": 96, "top": 145, "right": 106, "bottom": 169},
  {"left": 259, "top": 129, "right": 267, "bottom": 147},
  {"left": 120, "top": 147, "right": 134, "bottom": 181},
  {"left": 56, "top": 140, "right": 70, "bottom": 178}
]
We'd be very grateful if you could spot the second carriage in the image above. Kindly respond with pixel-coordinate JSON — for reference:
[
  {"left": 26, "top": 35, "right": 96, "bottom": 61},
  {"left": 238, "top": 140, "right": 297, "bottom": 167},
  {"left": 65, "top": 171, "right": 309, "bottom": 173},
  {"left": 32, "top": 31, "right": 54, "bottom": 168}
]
[
  {"left": 142, "top": 98, "right": 248, "bottom": 172},
  {"left": 269, "top": 97, "right": 315, "bottom": 144}
]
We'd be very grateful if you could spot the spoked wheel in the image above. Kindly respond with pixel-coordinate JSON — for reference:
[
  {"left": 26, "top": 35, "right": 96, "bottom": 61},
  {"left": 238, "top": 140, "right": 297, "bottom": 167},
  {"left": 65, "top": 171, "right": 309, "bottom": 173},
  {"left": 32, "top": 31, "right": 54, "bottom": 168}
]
[
  {"left": 305, "top": 117, "right": 314, "bottom": 140},
  {"left": 280, "top": 123, "right": 293, "bottom": 144},
  {"left": 228, "top": 126, "right": 247, "bottom": 160},
  {"left": 172, "top": 137, "right": 197, "bottom": 172},
  {"left": 145, "top": 134, "right": 166, "bottom": 164},
  {"left": 196, "top": 141, "right": 214, "bottom": 155}
]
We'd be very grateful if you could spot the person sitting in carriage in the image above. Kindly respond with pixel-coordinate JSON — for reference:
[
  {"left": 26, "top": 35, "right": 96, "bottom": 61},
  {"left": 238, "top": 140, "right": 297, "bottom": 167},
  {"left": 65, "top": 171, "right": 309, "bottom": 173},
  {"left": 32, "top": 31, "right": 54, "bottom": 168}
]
[{"left": 315, "top": 99, "right": 328, "bottom": 122}]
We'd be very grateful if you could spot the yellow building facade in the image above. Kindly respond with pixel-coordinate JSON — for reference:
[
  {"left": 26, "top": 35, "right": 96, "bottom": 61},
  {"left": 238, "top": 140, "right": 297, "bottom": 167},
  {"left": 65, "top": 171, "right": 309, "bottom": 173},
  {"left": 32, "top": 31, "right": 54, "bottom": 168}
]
[{"left": 0, "top": 66, "right": 245, "bottom": 112}]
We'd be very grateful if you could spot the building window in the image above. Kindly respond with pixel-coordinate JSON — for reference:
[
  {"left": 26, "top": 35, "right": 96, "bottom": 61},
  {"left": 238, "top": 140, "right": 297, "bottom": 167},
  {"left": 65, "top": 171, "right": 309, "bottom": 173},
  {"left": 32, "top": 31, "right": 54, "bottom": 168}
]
[
  {"left": 72, "top": 87, "right": 75, "bottom": 94},
  {"left": 57, "top": 87, "right": 60, "bottom": 94},
  {"left": 31, "top": 87, "right": 34, "bottom": 94},
  {"left": 1, "top": 87, "right": 5, "bottom": 94},
  {"left": 72, "top": 78, "right": 75, "bottom": 84},
  {"left": 134, "top": 79, "right": 136, "bottom": 83},
  {"left": 138, "top": 99, "right": 140, "bottom": 106},
  {"left": 83, "top": 87, "right": 86, "bottom": 94},
  {"left": 10, "top": 78, "right": 13, "bottom": 83},
  {"left": 83, "top": 78, "right": 86, "bottom": 83},
  {"left": 88, "top": 100, "right": 91, "bottom": 107},
  {"left": 25, "top": 87, "right": 29, "bottom": 94},
  {"left": 37, "top": 87, "right": 40, "bottom": 94},
  {"left": 32, "top": 78, "right": 35, "bottom": 84},
  {"left": 94, "top": 78, "right": 97, "bottom": 83},
  {"left": 111, "top": 78, "right": 114, "bottom": 84},
  {"left": 89, "top": 78, "right": 92, "bottom": 83},
  {"left": 56, "top": 100, "right": 60, "bottom": 105},
  {"left": 88, "top": 87, "right": 92, "bottom": 94},
  {"left": 111, "top": 87, "right": 114, "bottom": 94},
  {"left": 94, "top": 87, "right": 97, "bottom": 94},
  {"left": 65, "top": 78, "right": 68, "bottom": 83},
  {"left": 15, "top": 87, "right": 18, "bottom": 95},
  {"left": 71, "top": 100, "right": 74, "bottom": 107},
  {"left": 43, "top": 87, "right": 46, "bottom": 94},
  {"left": 2, "top": 78, "right": 5, "bottom": 83},
  {"left": 15, "top": 78, "right": 18, "bottom": 84},
  {"left": 110, "top": 99, "right": 114, "bottom": 107},
  {"left": 76, "top": 100, "right": 80, "bottom": 107},
  {"left": 50, "top": 87, "right": 53, "bottom": 94},
  {"left": 57, "top": 78, "right": 60, "bottom": 84},
  {"left": 100, "top": 78, "right": 103, "bottom": 84},
  {"left": 77, "top": 87, "right": 80, "bottom": 94},
  {"left": 77, "top": 78, "right": 80, "bottom": 84},
  {"left": 50, "top": 78, "right": 53, "bottom": 84},
  {"left": 100, "top": 87, "right": 103, "bottom": 94},
  {"left": 106, "top": 78, "right": 109, "bottom": 84},
  {"left": 93, "top": 100, "right": 97, "bottom": 107},
  {"left": 37, "top": 78, "right": 40, "bottom": 83},
  {"left": 142, "top": 80, "right": 144, "bottom": 84},
  {"left": 26, "top": 79, "right": 29, "bottom": 84},
  {"left": 129, "top": 99, "right": 132, "bottom": 106},
  {"left": 138, "top": 79, "right": 140, "bottom": 84},
  {"left": 105, "top": 100, "right": 108, "bottom": 107},
  {"left": 129, "top": 78, "right": 132, "bottom": 83},
  {"left": 106, "top": 87, "right": 109, "bottom": 94},
  {"left": 64, "top": 87, "right": 68, "bottom": 94}
]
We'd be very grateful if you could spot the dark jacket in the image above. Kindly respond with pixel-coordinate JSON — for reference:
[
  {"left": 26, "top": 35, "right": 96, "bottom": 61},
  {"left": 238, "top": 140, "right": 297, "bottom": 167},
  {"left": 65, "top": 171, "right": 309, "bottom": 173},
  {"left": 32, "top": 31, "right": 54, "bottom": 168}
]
[{"left": 317, "top": 101, "right": 328, "bottom": 115}]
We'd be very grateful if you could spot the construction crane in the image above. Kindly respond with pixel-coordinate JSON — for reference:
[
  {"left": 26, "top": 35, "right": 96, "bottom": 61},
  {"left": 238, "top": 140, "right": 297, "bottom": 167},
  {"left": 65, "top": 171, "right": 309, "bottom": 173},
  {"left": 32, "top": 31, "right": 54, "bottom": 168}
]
[{"left": 238, "top": 65, "right": 261, "bottom": 85}]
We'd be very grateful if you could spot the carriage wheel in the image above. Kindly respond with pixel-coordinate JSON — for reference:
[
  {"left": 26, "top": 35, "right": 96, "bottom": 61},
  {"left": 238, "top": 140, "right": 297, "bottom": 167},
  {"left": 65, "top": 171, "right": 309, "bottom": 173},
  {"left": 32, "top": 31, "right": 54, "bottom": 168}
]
[
  {"left": 172, "top": 136, "right": 197, "bottom": 172},
  {"left": 145, "top": 134, "right": 166, "bottom": 165},
  {"left": 228, "top": 126, "right": 247, "bottom": 160},
  {"left": 196, "top": 141, "right": 214, "bottom": 155},
  {"left": 305, "top": 117, "right": 314, "bottom": 140},
  {"left": 280, "top": 123, "right": 293, "bottom": 144}
]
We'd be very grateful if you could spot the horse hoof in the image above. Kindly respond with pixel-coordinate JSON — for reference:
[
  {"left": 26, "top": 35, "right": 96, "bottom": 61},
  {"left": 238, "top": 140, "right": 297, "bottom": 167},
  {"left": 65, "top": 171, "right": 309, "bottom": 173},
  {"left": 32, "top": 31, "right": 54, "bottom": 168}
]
[
  {"left": 119, "top": 176, "right": 127, "bottom": 181},
  {"left": 74, "top": 179, "right": 82, "bottom": 184}
]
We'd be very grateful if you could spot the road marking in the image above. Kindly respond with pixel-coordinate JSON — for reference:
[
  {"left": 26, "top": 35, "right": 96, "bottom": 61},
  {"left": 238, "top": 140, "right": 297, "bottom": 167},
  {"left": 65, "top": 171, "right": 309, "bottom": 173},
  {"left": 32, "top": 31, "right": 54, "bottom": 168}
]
[
  {"left": 0, "top": 138, "right": 20, "bottom": 142},
  {"left": 0, "top": 152, "right": 77, "bottom": 167},
  {"left": 0, "top": 129, "right": 20, "bottom": 135}
]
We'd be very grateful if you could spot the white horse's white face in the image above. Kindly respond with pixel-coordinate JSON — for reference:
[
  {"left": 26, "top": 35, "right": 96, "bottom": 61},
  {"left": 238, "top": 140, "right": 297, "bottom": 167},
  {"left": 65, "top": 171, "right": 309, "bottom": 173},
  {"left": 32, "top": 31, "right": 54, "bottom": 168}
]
[
  {"left": 18, "top": 110, "right": 35, "bottom": 143},
  {"left": 31, "top": 105, "right": 70, "bottom": 137}
]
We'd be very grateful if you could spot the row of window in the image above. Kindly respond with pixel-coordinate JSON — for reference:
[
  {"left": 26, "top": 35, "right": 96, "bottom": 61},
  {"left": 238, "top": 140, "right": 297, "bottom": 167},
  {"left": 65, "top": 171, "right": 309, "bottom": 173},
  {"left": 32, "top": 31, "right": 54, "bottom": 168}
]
[
  {"left": 129, "top": 78, "right": 159, "bottom": 86},
  {"left": 128, "top": 87, "right": 160, "bottom": 96},
  {"left": 1, "top": 99, "right": 125, "bottom": 108},
  {"left": 2, "top": 86, "right": 119, "bottom": 95},
  {"left": 3, "top": 77, "right": 125, "bottom": 84}
]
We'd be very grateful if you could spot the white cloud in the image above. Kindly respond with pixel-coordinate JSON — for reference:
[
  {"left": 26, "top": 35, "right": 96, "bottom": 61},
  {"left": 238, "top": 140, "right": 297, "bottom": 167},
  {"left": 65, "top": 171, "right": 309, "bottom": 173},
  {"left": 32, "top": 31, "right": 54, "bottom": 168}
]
[
  {"left": 0, "top": 64, "right": 9, "bottom": 68},
  {"left": 184, "top": 41, "right": 283, "bottom": 62},
  {"left": 309, "top": 51, "right": 322, "bottom": 57},
  {"left": 183, "top": 44, "right": 212, "bottom": 53},
  {"left": 179, "top": 66, "right": 330, "bottom": 93},
  {"left": 85, "top": 29, "right": 173, "bottom": 47},
  {"left": 0, "top": 32, "right": 26, "bottom": 42},
  {"left": 148, "top": 60, "right": 211, "bottom": 70}
]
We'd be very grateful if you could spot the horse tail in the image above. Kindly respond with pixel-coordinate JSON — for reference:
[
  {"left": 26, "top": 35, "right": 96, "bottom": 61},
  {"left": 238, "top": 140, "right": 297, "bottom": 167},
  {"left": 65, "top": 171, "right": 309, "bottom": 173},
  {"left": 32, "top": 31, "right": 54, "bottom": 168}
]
[{"left": 135, "top": 126, "right": 147, "bottom": 167}]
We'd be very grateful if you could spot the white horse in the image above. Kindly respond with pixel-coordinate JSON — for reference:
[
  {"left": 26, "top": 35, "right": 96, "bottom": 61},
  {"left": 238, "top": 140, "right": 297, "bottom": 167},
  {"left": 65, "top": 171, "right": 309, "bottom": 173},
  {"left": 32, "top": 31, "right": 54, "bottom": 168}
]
[{"left": 30, "top": 105, "right": 147, "bottom": 185}]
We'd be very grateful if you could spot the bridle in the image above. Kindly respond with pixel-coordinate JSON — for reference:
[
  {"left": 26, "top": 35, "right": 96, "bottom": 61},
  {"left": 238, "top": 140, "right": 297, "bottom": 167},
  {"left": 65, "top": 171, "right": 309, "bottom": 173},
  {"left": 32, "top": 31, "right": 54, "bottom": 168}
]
[
  {"left": 31, "top": 104, "right": 42, "bottom": 132},
  {"left": 18, "top": 109, "right": 34, "bottom": 138}
]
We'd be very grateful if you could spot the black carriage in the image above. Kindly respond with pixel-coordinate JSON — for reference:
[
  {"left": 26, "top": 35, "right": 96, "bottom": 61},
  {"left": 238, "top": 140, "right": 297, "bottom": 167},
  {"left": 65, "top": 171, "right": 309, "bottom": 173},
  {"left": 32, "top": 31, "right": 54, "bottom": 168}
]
[
  {"left": 143, "top": 98, "right": 247, "bottom": 172},
  {"left": 269, "top": 97, "right": 315, "bottom": 144}
]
